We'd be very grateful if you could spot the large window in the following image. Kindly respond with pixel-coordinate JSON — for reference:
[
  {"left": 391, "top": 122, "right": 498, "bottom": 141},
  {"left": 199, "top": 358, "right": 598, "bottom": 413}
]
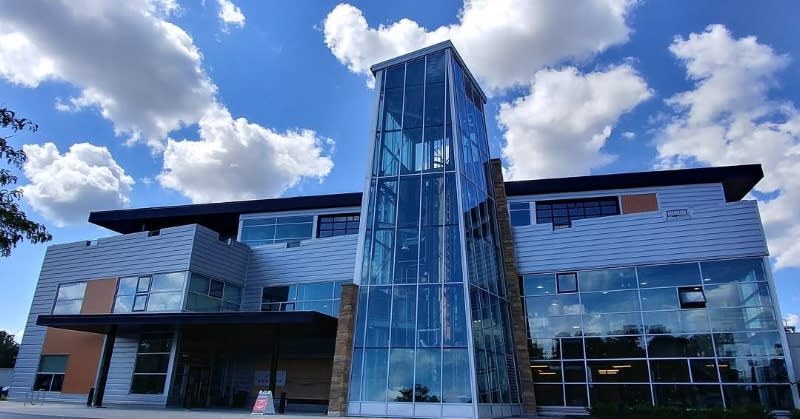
[
  {"left": 185, "top": 273, "right": 241, "bottom": 312},
  {"left": 317, "top": 213, "right": 360, "bottom": 238},
  {"left": 131, "top": 334, "right": 172, "bottom": 394},
  {"left": 240, "top": 215, "right": 314, "bottom": 246},
  {"left": 535, "top": 197, "right": 620, "bottom": 228},
  {"left": 114, "top": 273, "right": 185, "bottom": 313},
  {"left": 261, "top": 281, "right": 343, "bottom": 317},
  {"left": 33, "top": 355, "right": 67, "bottom": 392},
  {"left": 52, "top": 282, "right": 86, "bottom": 314},
  {"left": 520, "top": 257, "right": 790, "bottom": 410}
]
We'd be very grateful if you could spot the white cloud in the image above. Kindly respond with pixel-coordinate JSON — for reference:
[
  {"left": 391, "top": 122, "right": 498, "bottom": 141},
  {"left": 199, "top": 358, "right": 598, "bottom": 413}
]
[
  {"left": 655, "top": 24, "right": 800, "bottom": 269},
  {"left": 323, "top": 0, "right": 637, "bottom": 92},
  {"left": 217, "top": 0, "right": 245, "bottom": 30},
  {"left": 22, "top": 142, "right": 134, "bottom": 227},
  {"left": 1, "top": 0, "right": 334, "bottom": 207},
  {"left": 159, "top": 106, "right": 333, "bottom": 203},
  {"left": 499, "top": 65, "right": 652, "bottom": 180},
  {"left": 622, "top": 131, "right": 636, "bottom": 140},
  {"left": 786, "top": 313, "right": 799, "bottom": 328}
]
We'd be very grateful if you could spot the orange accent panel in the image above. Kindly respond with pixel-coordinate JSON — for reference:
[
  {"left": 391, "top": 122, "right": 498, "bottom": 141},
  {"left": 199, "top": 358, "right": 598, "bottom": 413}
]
[
  {"left": 621, "top": 193, "right": 659, "bottom": 214},
  {"left": 40, "top": 277, "right": 117, "bottom": 394},
  {"left": 80, "top": 278, "right": 118, "bottom": 314}
]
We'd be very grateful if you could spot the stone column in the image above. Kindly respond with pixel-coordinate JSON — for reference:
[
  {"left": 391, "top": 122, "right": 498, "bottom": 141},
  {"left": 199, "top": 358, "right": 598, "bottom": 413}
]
[
  {"left": 327, "top": 283, "right": 358, "bottom": 416},
  {"left": 489, "top": 158, "right": 537, "bottom": 415}
]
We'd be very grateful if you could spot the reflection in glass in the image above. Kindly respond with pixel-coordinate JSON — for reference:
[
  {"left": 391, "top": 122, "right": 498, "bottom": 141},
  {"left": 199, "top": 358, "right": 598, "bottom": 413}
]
[
  {"left": 526, "top": 294, "right": 581, "bottom": 317},
  {"left": 640, "top": 288, "right": 679, "bottom": 310},
  {"left": 578, "top": 268, "right": 637, "bottom": 292},
  {"left": 396, "top": 176, "right": 421, "bottom": 226},
  {"left": 350, "top": 348, "right": 363, "bottom": 400},
  {"left": 418, "top": 285, "right": 442, "bottom": 347},
  {"left": 362, "top": 349, "right": 389, "bottom": 402},
  {"left": 700, "top": 258, "right": 766, "bottom": 284},
  {"left": 650, "top": 359, "right": 690, "bottom": 382},
  {"left": 529, "top": 339, "right": 560, "bottom": 360},
  {"left": 581, "top": 290, "right": 640, "bottom": 314},
  {"left": 637, "top": 263, "right": 701, "bottom": 288},
  {"left": 704, "top": 282, "right": 771, "bottom": 308},
  {"left": 723, "top": 384, "right": 793, "bottom": 410},
  {"left": 530, "top": 362, "right": 561, "bottom": 383},
  {"left": 391, "top": 286, "right": 416, "bottom": 347},
  {"left": 442, "top": 348, "right": 472, "bottom": 403},
  {"left": 414, "top": 348, "right": 442, "bottom": 402},
  {"left": 585, "top": 336, "right": 646, "bottom": 359},
  {"left": 587, "top": 360, "right": 649, "bottom": 382},
  {"left": 718, "top": 358, "right": 788, "bottom": 383},
  {"left": 708, "top": 307, "right": 778, "bottom": 332},
  {"left": 689, "top": 358, "right": 719, "bottom": 382},
  {"left": 583, "top": 313, "right": 642, "bottom": 336},
  {"left": 418, "top": 227, "right": 443, "bottom": 283},
  {"left": 388, "top": 348, "right": 415, "bottom": 402},
  {"left": 394, "top": 228, "right": 419, "bottom": 284},
  {"left": 528, "top": 316, "right": 582, "bottom": 338},
  {"left": 443, "top": 284, "right": 467, "bottom": 346},
  {"left": 644, "top": 310, "right": 710, "bottom": 334},
  {"left": 365, "top": 287, "right": 391, "bottom": 347},
  {"left": 713, "top": 331, "right": 783, "bottom": 357},
  {"left": 523, "top": 274, "right": 556, "bottom": 296},
  {"left": 646, "top": 334, "right": 715, "bottom": 358},
  {"left": 654, "top": 384, "right": 723, "bottom": 408}
]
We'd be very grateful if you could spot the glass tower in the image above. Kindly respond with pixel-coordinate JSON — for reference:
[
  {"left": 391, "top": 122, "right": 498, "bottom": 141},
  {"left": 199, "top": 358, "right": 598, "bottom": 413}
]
[{"left": 348, "top": 42, "right": 522, "bottom": 418}]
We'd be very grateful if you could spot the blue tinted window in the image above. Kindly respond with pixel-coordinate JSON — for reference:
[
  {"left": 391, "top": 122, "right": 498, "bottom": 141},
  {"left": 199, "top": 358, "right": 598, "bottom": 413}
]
[
  {"left": 523, "top": 274, "right": 556, "bottom": 296},
  {"left": 705, "top": 282, "right": 772, "bottom": 308},
  {"left": 640, "top": 288, "right": 680, "bottom": 311},
  {"left": 418, "top": 284, "right": 442, "bottom": 347},
  {"left": 402, "top": 85, "right": 424, "bottom": 129},
  {"left": 638, "top": 263, "right": 702, "bottom": 288},
  {"left": 581, "top": 290, "right": 640, "bottom": 314},
  {"left": 394, "top": 228, "right": 419, "bottom": 284},
  {"left": 701, "top": 258, "right": 767, "bottom": 284},
  {"left": 391, "top": 286, "right": 416, "bottom": 347},
  {"left": 579, "top": 268, "right": 637, "bottom": 292},
  {"left": 396, "top": 176, "right": 420, "bottom": 226},
  {"left": 425, "top": 51, "right": 445, "bottom": 83}
]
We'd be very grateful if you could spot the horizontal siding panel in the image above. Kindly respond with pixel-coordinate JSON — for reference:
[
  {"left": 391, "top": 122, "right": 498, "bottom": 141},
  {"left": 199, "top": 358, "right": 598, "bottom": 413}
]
[
  {"left": 243, "top": 234, "right": 358, "bottom": 311},
  {"left": 513, "top": 200, "right": 767, "bottom": 273}
]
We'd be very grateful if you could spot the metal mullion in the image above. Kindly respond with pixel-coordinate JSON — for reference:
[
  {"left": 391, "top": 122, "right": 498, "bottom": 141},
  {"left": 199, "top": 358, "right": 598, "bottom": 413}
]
[
  {"left": 696, "top": 261, "right": 725, "bottom": 408},
  {"left": 634, "top": 266, "right": 656, "bottom": 407}
]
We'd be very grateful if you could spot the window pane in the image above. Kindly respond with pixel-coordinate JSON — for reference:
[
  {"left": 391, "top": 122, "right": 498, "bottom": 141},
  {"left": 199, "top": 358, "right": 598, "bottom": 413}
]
[
  {"left": 188, "top": 273, "right": 209, "bottom": 294},
  {"left": 262, "top": 286, "right": 290, "bottom": 303},
  {"left": 708, "top": 307, "right": 778, "bottom": 331},
  {"left": 525, "top": 294, "right": 581, "bottom": 317},
  {"left": 137, "top": 276, "right": 151, "bottom": 293},
  {"left": 185, "top": 292, "right": 220, "bottom": 312},
  {"left": 241, "top": 225, "right": 275, "bottom": 243},
  {"left": 425, "top": 51, "right": 445, "bottom": 83},
  {"left": 704, "top": 282, "right": 772, "bottom": 308},
  {"left": 565, "top": 384, "right": 588, "bottom": 407},
  {"left": 242, "top": 217, "right": 276, "bottom": 227},
  {"left": 587, "top": 360, "right": 648, "bottom": 382},
  {"left": 723, "top": 384, "right": 794, "bottom": 410},
  {"left": 444, "top": 225, "right": 462, "bottom": 282},
  {"left": 399, "top": 128, "right": 424, "bottom": 174},
  {"left": 581, "top": 290, "right": 640, "bottom": 314},
  {"left": 590, "top": 384, "right": 651, "bottom": 406},
  {"left": 585, "top": 336, "right": 646, "bottom": 359},
  {"left": 223, "top": 284, "right": 242, "bottom": 304},
  {"left": 637, "top": 263, "right": 701, "bottom": 288},
  {"left": 414, "top": 348, "right": 441, "bottom": 402},
  {"left": 417, "top": 285, "right": 442, "bottom": 347},
  {"left": 647, "top": 334, "right": 715, "bottom": 358},
  {"left": 644, "top": 310, "right": 710, "bottom": 334},
  {"left": 130, "top": 374, "right": 167, "bottom": 394},
  {"left": 420, "top": 174, "right": 444, "bottom": 226},
  {"left": 405, "top": 57, "right": 425, "bottom": 86},
  {"left": 394, "top": 228, "right": 419, "bottom": 284},
  {"left": 396, "top": 176, "right": 421, "bottom": 226},
  {"left": 424, "top": 83, "right": 445, "bottom": 127},
  {"left": 56, "top": 282, "right": 86, "bottom": 300},
  {"left": 640, "top": 288, "right": 679, "bottom": 310},
  {"left": 650, "top": 359, "right": 690, "bottom": 382},
  {"left": 689, "top": 358, "right": 719, "bottom": 382},
  {"left": 557, "top": 273, "right": 577, "bottom": 293},
  {"left": 209, "top": 280, "right": 224, "bottom": 298},
  {"left": 563, "top": 361, "right": 586, "bottom": 382},
  {"left": 133, "top": 294, "right": 148, "bottom": 311},
  {"left": 583, "top": 313, "right": 642, "bottom": 336},
  {"left": 117, "top": 277, "right": 138, "bottom": 296},
  {"left": 578, "top": 268, "right": 637, "bottom": 292},
  {"left": 378, "top": 131, "right": 401, "bottom": 176},
  {"left": 391, "top": 286, "right": 416, "bottom": 347},
  {"left": 39, "top": 355, "right": 68, "bottom": 373},
  {"left": 365, "top": 287, "right": 391, "bottom": 347},
  {"left": 146, "top": 292, "right": 182, "bottom": 311},
  {"left": 529, "top": 339, "right": 560, "bottom": 360},
  {"left": 562, "top": 338, "right": 584, "bottom": 359},
  {"left": 33, "top": 374, "right": 53, "bottom": 391},
  {"left": 298, "top": 282, "right": 334, "bottom": 300},
  {"left": 442, "top": 348, "right": 472, "bottom": 403},
  {"left": 509, "top": 210, "right": 530, "bottom": 226},
  {"left": 443, "top": 284, "right": 468, "bottom": 347},
  {"left": 274, "top": 223, "right": 313, "bottom": 241},
  {"left": 362, "top": 348, "right": 389, "bottom": 402},
  {"left": 714, "top": 331, "right": 783, "bottom": 357},
  {"left": 135, "top": 353, "right": 170, "bottom": 373},
  {"left": 654, "top": 384, "right": 723, "bottom": 408},
  {"left": 522, "top": 274, "right": 556, "bottom": 296},
  {"left": 349, "top": 348, "right": 363, "bottom": 400},
  {"left": 700, "top": 258, "right": 766, "bottom": 284},
  {"left": 388, "top": 348, "right": 415, "bottom": 402},
  {"left": 718, "top": 358, "right": 788, "bottom": 383},
  {"left": 530, "top": 362, "right": 561, "bottom": 383},
  {"left": 369, "top": 229, "right": 395, "bottom": 285},
  {"left": 150, "top": 272, "right": 185, "bottom": 292},
  {"left": 418, "top": 227, "right": 443, "bottom": 283},
  {"left": 403, "top": 85, "right": 424, "bottom": 129},
  {"left": 113, "top": 295, "right": 134, "bottom": 313},
  {"left": 52, "top": 299, "right": 82, "bottom": 315},
  {"left": 533, "top": 384, "right": 563, "bottom": 406},
  {"left": 528, "top": 316, "right": 582, "bottom": 338},
  {"left": 138, "top": 335, "right": 172, "bottom": 353}
]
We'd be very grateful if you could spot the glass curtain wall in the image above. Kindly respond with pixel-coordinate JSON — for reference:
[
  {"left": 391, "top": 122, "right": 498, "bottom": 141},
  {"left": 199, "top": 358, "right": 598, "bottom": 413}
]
[
  {"left": 349, "top": 46, "right": 521, "bottom": 417},
  {"left": 522, "top": 257, "right": 793, "bottom": 410}
]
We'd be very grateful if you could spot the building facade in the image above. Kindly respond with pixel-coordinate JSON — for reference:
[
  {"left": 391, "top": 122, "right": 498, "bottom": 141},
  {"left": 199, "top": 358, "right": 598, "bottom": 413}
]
[{"left": 9, "top": 42, "right": 798, "bottom": 417}]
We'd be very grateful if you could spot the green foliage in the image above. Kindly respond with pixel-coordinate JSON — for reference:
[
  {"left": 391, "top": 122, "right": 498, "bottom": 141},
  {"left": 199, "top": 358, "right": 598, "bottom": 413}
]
[
  {"left": 0, "top": 107, "right": 51, "bottom": 257},
  {"left": 0, "top": 330, "right": 19, "bottom": 368},
  {"left": 790, "top": 408, "right": 800, "bottom": 419},
  {"left": 590, "top": 403, "right": 773, "bottom": 419}
]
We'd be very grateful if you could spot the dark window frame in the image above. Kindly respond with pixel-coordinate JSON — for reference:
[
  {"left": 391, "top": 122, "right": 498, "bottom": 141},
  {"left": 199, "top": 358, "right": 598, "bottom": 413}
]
[
  {"left": 33, "top": 355, "right": 68, "bottom": 392},
  {"left": 678, "top": 286, "right": 707, "bottom": 309},
  {"left": 557, "top": 272, "right": 578, "bottom": 294},
  {"left": 535, "top": 196, "right": 620, "bottom": 228},
  {"left": 317, "top": 213, "right": 361, "bottom": 238}
]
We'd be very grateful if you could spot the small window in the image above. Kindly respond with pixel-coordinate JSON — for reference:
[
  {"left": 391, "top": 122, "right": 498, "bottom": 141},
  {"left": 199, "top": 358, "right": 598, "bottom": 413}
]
[
  {"left": 133, "top": 294, "right": 148, "bottom": 311},
  {"left": 137, "top": 276, "right": 152, "bottom": 293},
  {"left": 52, "top": 282, "right": 86, "bottom": 314},
  {"left": 557, "top": 273, "right": 578, "bottom": 293},
  {"left": 209, "top": 280, "right": 225, "bottom": 299},
  {"left": 147, "top": 230, "right": 161, "bottom": 237},
  {"left": 317, "top": 213, "right": 361, "bottom": 238},
  {"left": 34, "top": 355, "right": 68, "bottom": 392},
  {"left": 678, "top": 286, "right": 706, "bottom": 309},
  {"left": 509, "top": 202, "right": 531, "bottom": 226},
  {"left": 536, "top": 197, "right": 620, "bottom": 228}
]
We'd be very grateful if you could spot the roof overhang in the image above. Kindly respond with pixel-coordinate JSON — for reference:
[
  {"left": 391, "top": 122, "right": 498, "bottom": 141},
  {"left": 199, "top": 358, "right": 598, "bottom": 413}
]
[
  {"left": 37, "top": 311, "right": 339, "bottom": 335},
  {"left": 504, "top": 164, "right": 764, "bottom": 202}
]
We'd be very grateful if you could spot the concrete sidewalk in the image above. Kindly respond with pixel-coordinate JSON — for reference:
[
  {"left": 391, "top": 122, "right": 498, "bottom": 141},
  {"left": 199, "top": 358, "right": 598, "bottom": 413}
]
[{"left": 0, "top": 401, "right": 326, "bottom": 419}]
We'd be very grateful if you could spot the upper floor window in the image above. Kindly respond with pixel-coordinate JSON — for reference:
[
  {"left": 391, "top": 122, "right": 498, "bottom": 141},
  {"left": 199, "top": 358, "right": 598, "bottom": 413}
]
[
  {"left": 509, "top": 202, "right": 531, "bottom": 226},
  {"left": 185, "top": 273, "right": 241, "bottom": 312},
  {"left": 536, "top": 197, "right": 619, "bottom": 228},
  {"left": 52, "top": 282, "right": 86, "bottom": 314},
  {"left": 261, "top": 281, "right": 344, "bottom": 317},
  {"left": 317, "top": 213, "right": 360, "bottom": 238},
  {"left": 114, "top": 273, "right": 185, "bottom": 313},
  {"left": 240, "top": 216, "right": 314, "bottom": 246}
]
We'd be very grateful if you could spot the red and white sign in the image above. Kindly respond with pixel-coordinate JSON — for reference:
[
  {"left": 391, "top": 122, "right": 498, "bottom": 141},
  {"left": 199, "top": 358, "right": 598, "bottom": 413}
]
[{"left": 251, "top": 390, "right": 275, "bottom": 415}]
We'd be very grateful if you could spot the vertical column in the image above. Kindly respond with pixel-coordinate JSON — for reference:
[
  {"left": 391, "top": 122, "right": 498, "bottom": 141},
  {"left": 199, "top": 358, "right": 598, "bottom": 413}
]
[
  {"left": 488, "top": 159, "right": 537, "bottom": 414},
  {"left": 328, "top": 284, "right": 359, "bottom": 416}
]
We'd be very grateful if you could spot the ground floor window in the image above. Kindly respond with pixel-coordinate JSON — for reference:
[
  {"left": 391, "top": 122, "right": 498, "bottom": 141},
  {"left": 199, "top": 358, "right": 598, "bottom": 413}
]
[
  {"left": 131, "top": 334, "right": 172, "bottom": 394},
  {"left": 33, "top": 355, "right": 67, "bottom": 391}
]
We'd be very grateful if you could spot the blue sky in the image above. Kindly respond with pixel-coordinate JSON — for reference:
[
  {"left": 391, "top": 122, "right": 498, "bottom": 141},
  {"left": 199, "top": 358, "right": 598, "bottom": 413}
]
[{"left": 1, "top": 0, "right": 799, "bottom": 339}]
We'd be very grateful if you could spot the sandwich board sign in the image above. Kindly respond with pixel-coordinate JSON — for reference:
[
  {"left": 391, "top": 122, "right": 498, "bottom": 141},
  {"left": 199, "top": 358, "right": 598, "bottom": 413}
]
[{"left": 251, "top": 390, "right": 275, "bottom": 415}]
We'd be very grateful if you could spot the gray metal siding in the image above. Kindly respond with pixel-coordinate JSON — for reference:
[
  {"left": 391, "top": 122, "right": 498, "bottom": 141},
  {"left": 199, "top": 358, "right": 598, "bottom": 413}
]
[
  {"left": 189, "top": 225, "right": 250, "bottom": 286},
  {"left": 243, "top": 234, "right": 359, "bottom": 311},
  {"left": 103, "top": 335, "right": 168, "bottom": 406},
  {"left": 513, "top": 200, "right": 768, "bottom": 273},
  {"left": 9, "top": 225, "right": 197, "bottom": 402}
]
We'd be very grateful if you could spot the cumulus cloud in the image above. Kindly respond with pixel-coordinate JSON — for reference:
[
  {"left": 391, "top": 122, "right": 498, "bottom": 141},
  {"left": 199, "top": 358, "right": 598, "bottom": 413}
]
[
  {"left": 785, "top": 313, "right": 799, "bottom": 328},
  {"left": 323, "top": 0, "right": 636, "bottom": 92},
  {"left": 22, "top": 142, "right": 134, "bottom": 227},
  {"left": 159, "top": 106, "right": 333, "bottom": 203},
  {"left": 499, "top": 65, "right": 652, "bottom": 180},
  {"left": 621, "top": 131, "right": 636, "bottom": 140},
  {"left": 217, "top": 0, "right": 245, "bottom": 30},
  {"left": 655, "top": 24, "right": 800, "bottom": 269},
  {"left": 1, "top": 0, "right": 334, "bottom": 208}
]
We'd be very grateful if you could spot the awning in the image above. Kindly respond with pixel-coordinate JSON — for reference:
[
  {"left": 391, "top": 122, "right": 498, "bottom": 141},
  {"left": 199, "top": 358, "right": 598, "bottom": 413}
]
[{"left": 37, "top": 311, "right": 339, "bottom": 335}]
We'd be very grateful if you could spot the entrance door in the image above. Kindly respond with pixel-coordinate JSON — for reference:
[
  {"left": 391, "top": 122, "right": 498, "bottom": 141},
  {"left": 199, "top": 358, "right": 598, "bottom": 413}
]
[{"left": 185, "top": 365, "right": 211, "bottom": 408}]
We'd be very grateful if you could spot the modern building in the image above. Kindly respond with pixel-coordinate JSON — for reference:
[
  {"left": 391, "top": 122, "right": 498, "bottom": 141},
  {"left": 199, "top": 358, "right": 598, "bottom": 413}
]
[{"left": 9, "top": 41, "right": 798, "bottom": 417}]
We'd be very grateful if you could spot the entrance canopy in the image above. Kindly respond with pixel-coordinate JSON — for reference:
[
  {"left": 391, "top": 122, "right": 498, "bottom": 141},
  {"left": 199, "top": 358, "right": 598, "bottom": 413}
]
[{"left": 36, "top": 311, "right": 339, "bottom": 337}]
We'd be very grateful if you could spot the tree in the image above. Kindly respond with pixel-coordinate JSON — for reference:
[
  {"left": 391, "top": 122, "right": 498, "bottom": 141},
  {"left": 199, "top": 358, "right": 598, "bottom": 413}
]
[
  {"left": 1, "top": 107, "right": 51, "bottom": 257},
  {"left": 0, "top": 330, "right": 19, "bottom": 368}
]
